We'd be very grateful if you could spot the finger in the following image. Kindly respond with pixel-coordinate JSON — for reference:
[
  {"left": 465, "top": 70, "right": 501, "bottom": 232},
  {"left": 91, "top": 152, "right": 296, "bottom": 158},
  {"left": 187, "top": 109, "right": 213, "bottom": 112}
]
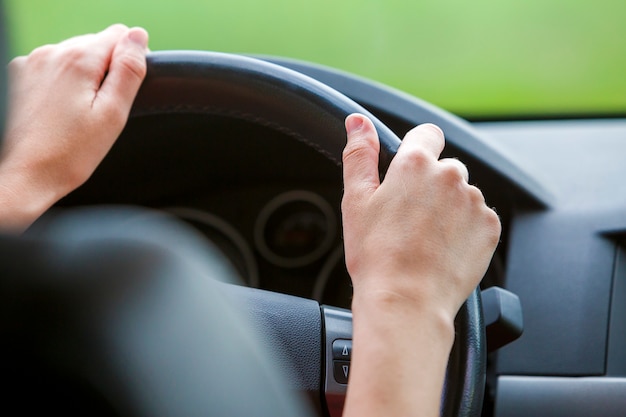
[
  {"left": 399, "top": 123, "right": 445, "bottom": 160},
  {"left": 95, "top": 27, "right": 148, "bottom": 114},
  {"left": 342, "top": 114, "right": 381, "bottom": 199},
  {"left": 7, "top": 56, "right": 25, "bottom": 78},
  {"left": 58, "top": 24, "right": 127, "bottom": 49},
  {"left": 57, "top": 25, "right": 130, "bottom": 87},
  {"left": 439, "top": 158, "right": 470, "bottom": 183}
]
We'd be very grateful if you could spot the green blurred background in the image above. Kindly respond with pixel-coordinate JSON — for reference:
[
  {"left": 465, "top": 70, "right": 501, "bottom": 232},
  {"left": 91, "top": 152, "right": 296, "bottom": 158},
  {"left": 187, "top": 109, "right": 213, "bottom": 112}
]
[{"left": 5, "top": 0, "right": 626, "bottom": 119}]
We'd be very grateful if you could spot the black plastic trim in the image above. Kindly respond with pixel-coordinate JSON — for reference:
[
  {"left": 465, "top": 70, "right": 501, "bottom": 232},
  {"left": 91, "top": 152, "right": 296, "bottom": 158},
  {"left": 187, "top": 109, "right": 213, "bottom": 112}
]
[
  {"left": 607, "top": 245, "right": 626, "bottom": 376},
  {"left": 258, "top": 56, "right": 553, "bottom": 209},
  {"left": 495, "top": 376, "right": 626, "bottom": 417}
]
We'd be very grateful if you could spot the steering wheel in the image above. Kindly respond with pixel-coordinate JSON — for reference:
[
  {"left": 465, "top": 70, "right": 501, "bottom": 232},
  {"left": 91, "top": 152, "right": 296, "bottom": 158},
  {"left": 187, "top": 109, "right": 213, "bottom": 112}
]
[{"left": 0, "top": 51, "right": 484, "bottom": 416}]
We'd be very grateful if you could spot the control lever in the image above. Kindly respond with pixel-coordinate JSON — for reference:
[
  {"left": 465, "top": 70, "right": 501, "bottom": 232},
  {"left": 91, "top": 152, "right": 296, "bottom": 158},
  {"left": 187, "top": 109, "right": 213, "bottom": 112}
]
[{"left": 481, "top": 286, "right": 523, "bottom": 353}]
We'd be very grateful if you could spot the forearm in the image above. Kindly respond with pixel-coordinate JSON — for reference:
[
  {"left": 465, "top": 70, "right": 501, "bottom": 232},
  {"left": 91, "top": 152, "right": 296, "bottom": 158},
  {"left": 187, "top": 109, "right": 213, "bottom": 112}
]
[
  {"left": 339, "top": 115, "right": 499, "bottom": 416},
  {"left": 343, "top": 290, "right": 456, "bottom": 417}
]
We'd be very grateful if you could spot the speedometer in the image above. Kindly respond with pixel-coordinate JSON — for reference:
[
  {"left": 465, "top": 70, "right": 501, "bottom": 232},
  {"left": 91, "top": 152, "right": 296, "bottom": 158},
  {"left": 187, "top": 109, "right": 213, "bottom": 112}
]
[{"left": 254, "top": 191, "right": 337, "bottom": 268}]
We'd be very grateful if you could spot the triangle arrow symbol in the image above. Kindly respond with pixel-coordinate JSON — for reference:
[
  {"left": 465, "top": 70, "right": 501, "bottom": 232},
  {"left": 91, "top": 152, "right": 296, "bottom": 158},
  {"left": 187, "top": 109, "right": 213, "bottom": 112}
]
[
  {"left": 342, "top": 365, "right": 349, "bottom": 378},
  {"left": 342, "top": 345, "right": 349, "bottom": 356}
]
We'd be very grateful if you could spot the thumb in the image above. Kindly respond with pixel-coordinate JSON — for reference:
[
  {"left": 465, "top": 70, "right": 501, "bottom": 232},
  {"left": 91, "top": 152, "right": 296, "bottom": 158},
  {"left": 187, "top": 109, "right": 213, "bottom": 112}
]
[
  {"left": 342, "top": 114, "right": 381, "bottom": 201},
  {"left": 97, "top": 27, "right": 148, "bottom": 112}
]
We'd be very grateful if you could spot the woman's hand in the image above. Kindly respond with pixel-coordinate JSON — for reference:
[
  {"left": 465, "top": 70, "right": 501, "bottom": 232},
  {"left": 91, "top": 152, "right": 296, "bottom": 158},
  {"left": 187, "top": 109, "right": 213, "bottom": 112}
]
[
  {"left": 342, "top": 113, "right": 501, "bottom": 318},
  {"left": 0, "top": 24, "right": 149, "bottom": 233},
  {"left": 341, "top": 113, "right": 501, "bottom": 417}
]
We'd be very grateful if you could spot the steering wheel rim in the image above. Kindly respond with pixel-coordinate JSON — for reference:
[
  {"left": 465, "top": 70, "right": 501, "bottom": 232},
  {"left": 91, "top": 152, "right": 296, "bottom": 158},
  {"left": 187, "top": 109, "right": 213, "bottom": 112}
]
[
  {"left": 0, "top": 50, "right": 484, "bottom": 417},
  {"left": 131, "top": 51, "right": 398, "bottom": 175},
  {"left": 129, "top": 50, "right": 485, "bottom": 417}
]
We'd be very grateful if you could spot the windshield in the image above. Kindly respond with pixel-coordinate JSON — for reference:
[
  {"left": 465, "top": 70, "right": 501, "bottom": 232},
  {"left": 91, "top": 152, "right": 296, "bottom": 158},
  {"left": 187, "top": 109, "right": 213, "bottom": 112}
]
[{"left": 6, "top": 0, "right": 625, "bottom": 120}]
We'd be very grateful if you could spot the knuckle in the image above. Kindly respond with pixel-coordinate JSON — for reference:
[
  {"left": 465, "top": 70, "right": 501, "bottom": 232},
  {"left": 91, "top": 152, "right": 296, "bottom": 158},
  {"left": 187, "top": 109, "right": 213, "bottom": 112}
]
[
  {"left": 399, "top": 147, "right": 431, "bottom": 171},
  {"left": 23, "top": 44, "right": 57, "bottom": 67},
  {"left": 340, "top": 191, "right": 352, "bottom": 208},
  {"left": 28, "top": 44, "right": 55, "bottom": 60},
  {"left": 107, "top": 23, "right": 129, "bottom": 33},
  {"left": 467, "top": 184, "right": 486, "bottom": 204},
  {"left": 342, "top": 139, "right": 368, "bottom": 164},
  {"left": 61, "top": 46, "right": 92, "bottom": 69},
  {"left": 117, "top": 53, "right": 148, "bottom": 82},
  {"left": 471, "top": 196, "right": 501, "bottom": 246},
  {"left": 8, "top": 56, "right": 26, "bottom": 73},
  {"left": 464, "top": 186, "right": 501, "bottom": 246},
  {"left": 438, "top": 161, "right": 465, "bottom": 186},
  {"left": 64, "top": 46, "right": 88, "bottom": 61},
  {"left": 484, "top": 210, "right": 502, "bottom": 246},
  {"left": 341, "top": 144, "right": 358, "bottom": 163},
  {"left": 29, "top": 43, "right": 93, "bottom": 73}
]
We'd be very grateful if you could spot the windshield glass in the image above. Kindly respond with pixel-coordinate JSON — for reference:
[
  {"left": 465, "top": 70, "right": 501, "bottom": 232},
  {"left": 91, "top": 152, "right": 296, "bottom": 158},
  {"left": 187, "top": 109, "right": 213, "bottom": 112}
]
[{"left": 6, "top": 0, "right": 625, "bottom": 119}]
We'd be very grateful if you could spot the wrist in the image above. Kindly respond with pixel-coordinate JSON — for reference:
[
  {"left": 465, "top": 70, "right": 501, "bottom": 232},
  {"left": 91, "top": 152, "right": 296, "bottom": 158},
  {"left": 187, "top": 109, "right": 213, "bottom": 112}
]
[
  {"left": 0, "top": 157, "right": 63, "bottom": 233},
  {"left": 351, "top": 275, "right": 460, "bottom": 324},
  {"left": 344, "top": 286, "right": 456, "bottom": 417},
  {"left": 351, "top": 288, "right": 456, "bottom": 343}
]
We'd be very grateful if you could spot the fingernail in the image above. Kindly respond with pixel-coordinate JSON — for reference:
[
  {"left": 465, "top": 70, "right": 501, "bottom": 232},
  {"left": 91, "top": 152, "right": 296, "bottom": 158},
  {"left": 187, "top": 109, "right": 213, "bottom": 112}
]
[
  {"left": 128, "top": 28, "right": 149, "bottom": 49},
  {"left": 345, "top": 114, "right": 364, "bottom": 135},
  {"left": 421, "top": 123, "right": 444, "bottom": 138}
]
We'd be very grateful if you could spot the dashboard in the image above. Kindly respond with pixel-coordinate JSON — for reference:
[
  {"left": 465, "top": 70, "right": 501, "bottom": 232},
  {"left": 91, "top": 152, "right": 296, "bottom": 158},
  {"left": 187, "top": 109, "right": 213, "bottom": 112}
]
[
  {"left": 474, "top": 118, "right": 626, "bottom": 416},
  {"left": 54, "top": 55, "right": 626, "bottom": 416},
  {"left": 59, "top": 112, "right": 352, "bottom": 307}
]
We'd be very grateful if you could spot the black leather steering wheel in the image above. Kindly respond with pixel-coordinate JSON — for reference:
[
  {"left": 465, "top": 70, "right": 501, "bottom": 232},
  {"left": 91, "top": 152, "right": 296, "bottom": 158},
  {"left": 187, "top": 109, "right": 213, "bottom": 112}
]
[
  {"left": 131, "top": 50, "right": 485, "bottom": 417},
  {"left": 0, "top": 51, "right": 485, "bottom": 417}
]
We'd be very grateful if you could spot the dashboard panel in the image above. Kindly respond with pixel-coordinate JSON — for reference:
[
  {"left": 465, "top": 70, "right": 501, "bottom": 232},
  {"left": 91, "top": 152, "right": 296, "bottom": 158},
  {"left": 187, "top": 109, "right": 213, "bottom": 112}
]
[{"left": 59, "top": 113, "right": 351, "bottom": 305}]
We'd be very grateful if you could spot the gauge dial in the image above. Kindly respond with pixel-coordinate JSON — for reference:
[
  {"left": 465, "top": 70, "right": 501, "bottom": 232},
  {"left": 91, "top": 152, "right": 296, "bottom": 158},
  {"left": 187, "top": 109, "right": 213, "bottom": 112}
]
[
  {"left": 255, "top": 191, "right": 337, "bottom": 268},
  {"left": 168, "top": 207, "right": 259, "bottom": 287}
]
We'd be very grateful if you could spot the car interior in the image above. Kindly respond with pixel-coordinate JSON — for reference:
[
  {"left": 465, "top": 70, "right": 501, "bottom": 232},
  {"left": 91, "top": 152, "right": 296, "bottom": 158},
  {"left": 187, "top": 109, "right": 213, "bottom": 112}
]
[{"left": 2, "top": 1, "right": 626, "bottom": 416}]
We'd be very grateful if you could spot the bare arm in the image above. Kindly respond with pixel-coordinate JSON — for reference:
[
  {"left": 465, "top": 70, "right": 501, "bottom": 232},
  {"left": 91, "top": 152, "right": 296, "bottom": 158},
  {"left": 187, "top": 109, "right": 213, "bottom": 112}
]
[
  {"left": 0, "top": 24, "right": 149, "bottom": 233},
  {"left": 341, "top": 114, "right": 501, "bottom": 416}
]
